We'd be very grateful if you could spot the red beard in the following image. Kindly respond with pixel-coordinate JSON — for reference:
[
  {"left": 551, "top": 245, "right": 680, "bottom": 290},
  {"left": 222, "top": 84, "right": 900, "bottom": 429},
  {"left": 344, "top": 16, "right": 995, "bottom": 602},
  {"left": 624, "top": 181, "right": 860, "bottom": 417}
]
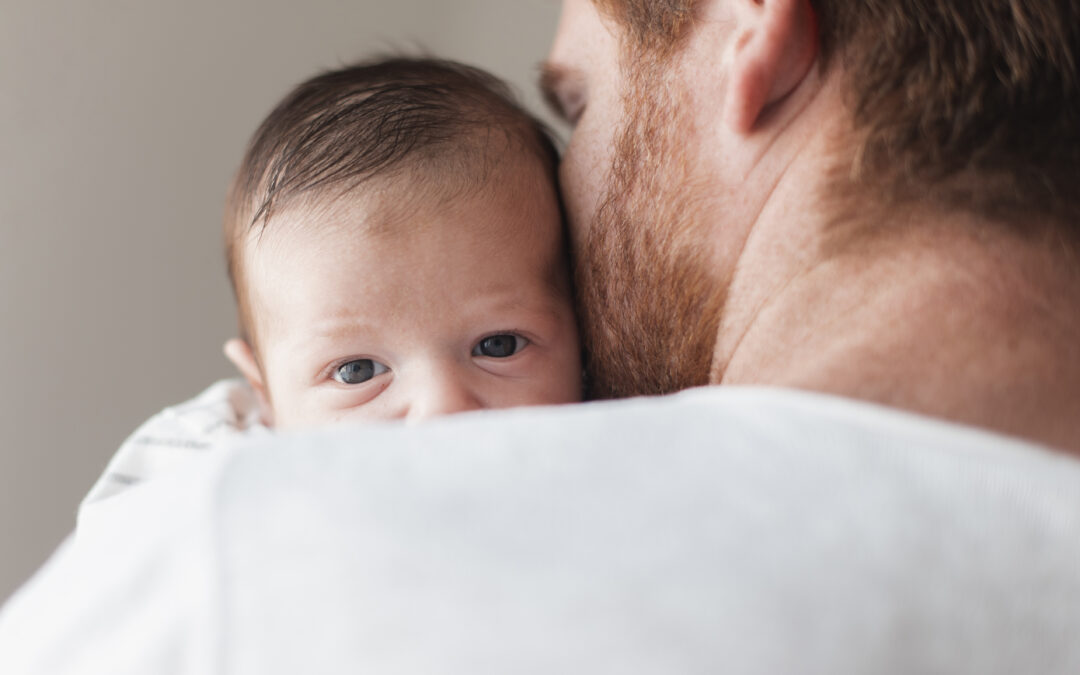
[{"left": 573, "top": 59, "right": 725, "bottom": 399}]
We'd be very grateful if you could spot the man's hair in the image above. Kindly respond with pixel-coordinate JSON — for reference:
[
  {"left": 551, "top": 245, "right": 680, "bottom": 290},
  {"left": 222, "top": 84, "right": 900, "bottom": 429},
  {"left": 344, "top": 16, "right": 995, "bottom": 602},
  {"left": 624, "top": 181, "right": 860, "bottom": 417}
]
[
  {"left": 593, "top": 0, "right": 1080, "bottom": 230},
  {"left": 225, "top": 57, "right": 560, "bottom": 344}
]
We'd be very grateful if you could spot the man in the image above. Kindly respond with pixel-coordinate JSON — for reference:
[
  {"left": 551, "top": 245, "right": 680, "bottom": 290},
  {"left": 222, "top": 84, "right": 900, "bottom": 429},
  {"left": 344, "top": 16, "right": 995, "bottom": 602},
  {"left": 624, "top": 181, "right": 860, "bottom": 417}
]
[
  {"left": 543, "top": 0, "right": 1080, "bottom": 451},
  {"left": 1, "top": 2, "right": 1078, "bottom": 672}
]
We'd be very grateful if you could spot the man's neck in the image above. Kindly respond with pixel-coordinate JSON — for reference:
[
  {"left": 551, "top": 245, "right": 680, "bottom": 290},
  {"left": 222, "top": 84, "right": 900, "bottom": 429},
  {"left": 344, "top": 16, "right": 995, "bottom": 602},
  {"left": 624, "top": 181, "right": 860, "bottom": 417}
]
[{"left": 712, "top": 189, "right": 1080, "bottom": 454}]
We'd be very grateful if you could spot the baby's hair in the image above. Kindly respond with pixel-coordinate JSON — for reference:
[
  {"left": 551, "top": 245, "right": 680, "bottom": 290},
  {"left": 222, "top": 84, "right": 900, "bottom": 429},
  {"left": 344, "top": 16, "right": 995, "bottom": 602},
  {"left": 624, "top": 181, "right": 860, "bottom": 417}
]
[{"left": 224, "top": 56, "right": 561, "bottom": 346}]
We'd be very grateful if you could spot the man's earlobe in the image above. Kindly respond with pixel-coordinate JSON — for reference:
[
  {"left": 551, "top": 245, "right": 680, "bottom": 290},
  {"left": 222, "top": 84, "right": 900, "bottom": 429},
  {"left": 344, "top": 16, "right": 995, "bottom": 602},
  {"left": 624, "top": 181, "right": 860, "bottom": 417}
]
[
  {"left": 223, "top": 338, "right": 274, "bottom": 427},
  {"left": 724, "top": 0, "right": 818, "bottom": 134}
]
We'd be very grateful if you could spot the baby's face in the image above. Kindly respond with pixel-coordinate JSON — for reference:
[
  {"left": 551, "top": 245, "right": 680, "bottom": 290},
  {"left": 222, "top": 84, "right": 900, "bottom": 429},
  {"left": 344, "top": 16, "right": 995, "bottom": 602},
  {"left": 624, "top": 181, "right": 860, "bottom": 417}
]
[{"left": 243, "top": 160, "right": 581, "bottom": 429}]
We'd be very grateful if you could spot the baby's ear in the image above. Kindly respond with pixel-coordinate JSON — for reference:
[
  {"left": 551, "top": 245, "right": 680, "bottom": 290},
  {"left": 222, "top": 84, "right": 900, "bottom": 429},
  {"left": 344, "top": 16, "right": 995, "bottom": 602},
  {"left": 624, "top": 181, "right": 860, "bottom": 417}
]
[{"left": 223, "top": 338, "right": 274, "bottom": 427}]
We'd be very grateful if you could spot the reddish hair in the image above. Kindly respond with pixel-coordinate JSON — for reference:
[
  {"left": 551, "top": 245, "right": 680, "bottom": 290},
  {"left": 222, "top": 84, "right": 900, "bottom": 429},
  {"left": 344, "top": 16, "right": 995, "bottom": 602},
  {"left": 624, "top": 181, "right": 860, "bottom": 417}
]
[{"left": 594, "top": 0, "right": 1080, "bottom": 229}]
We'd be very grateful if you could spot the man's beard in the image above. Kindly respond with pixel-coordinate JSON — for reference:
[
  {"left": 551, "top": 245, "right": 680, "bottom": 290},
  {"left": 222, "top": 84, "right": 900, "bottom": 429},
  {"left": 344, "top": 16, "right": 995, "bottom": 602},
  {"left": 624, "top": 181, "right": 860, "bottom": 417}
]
[{"left": 575, "top": 59, "right": 724, "bottom": 399}]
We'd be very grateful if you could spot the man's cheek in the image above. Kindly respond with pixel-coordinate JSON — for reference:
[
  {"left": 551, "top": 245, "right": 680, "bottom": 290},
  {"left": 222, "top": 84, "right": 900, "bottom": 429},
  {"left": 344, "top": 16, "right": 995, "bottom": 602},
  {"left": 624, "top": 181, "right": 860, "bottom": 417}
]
[{"left": 559, "top": 123, "right": 613, "bottom": 246}]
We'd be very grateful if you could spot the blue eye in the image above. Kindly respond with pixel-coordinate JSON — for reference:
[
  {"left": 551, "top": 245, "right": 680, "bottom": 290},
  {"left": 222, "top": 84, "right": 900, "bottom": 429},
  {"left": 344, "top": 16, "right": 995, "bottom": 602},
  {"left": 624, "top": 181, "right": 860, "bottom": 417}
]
[
  {"left": 472, "top": 334, "right": 528, "bottom": 358},
  {"left": 333, "top": 359, "right": 389, "bottom": 385}
]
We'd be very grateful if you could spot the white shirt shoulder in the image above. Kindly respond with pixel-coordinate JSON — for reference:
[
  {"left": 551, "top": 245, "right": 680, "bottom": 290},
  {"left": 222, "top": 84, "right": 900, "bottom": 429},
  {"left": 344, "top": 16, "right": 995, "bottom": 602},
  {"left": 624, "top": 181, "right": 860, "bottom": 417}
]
[{"left": 3, "top": 387, "right": 1079, "bottom": 674}]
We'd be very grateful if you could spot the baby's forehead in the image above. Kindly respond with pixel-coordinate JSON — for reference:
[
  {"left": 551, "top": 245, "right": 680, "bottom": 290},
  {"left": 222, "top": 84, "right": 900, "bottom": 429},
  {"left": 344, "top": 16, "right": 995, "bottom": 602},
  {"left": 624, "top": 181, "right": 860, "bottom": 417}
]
[
  {"left": 253, "top": 145, "right": 558, "bottom": 241},
  {"left": 238, "top": 154, "right": 571, "bottom": 356},
  {"left": 245, "top": 180, "right": 567, "bottom": 312}
]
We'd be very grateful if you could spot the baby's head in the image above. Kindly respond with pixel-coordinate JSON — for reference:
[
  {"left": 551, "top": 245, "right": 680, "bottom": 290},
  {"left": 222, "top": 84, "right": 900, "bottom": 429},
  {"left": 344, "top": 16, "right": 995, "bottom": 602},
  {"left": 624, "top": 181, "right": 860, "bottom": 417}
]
[{"left": 223, "top": 58, "right": 581, "bottom": 429}]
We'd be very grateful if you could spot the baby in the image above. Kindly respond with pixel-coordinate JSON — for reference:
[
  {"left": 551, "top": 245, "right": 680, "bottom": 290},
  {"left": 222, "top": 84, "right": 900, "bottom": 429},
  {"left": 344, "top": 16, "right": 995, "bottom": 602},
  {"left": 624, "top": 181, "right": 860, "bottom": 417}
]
[
  {"left": 221, "top": 57, "right": 582, "bottom": 428},
  {"left": 79, "top": 58, "right": 582, "bottom": 511}
]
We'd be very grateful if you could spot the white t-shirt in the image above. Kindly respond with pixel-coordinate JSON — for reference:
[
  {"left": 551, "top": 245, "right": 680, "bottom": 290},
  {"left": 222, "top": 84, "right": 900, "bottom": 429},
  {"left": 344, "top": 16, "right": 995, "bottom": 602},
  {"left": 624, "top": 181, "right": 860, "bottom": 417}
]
[
  {"left": 78, "top": 379, "right": 269, "bottom": 515},
  {"left": 2, "top": 384, "right": 1079, "bottom": 674}
]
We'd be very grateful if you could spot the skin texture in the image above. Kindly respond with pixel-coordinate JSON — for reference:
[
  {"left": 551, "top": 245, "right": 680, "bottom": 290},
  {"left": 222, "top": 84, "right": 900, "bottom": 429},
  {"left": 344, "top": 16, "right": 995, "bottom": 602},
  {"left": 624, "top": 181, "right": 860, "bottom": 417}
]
[
  {"left": 225, "top": 153, "right": 581, "bottom": 429},
  {"left": 545, "top": 0, "right": 1080, "bottom": 453},
  {"left": 552, "top": 5, "right": 725, "bottom": 398},
  {"left": 546, "top": 0, "right": 819, "bottom": 398}
]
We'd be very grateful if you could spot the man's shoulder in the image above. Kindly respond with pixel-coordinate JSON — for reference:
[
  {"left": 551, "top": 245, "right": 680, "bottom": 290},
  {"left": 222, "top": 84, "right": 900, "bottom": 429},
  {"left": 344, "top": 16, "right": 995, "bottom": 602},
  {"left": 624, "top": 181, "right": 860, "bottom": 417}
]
[
  {"left": 5, "top": 386, "right": 1079, "bottom": 674},
  {"left": 281, "top": 385, "right": 1067, "bottom": 477},
  {"left": 207, "top": 387, "right": 1080, "bottom": 673},
  {"left": 227, "top": 385, "right": 1079, "bottom": 533}
]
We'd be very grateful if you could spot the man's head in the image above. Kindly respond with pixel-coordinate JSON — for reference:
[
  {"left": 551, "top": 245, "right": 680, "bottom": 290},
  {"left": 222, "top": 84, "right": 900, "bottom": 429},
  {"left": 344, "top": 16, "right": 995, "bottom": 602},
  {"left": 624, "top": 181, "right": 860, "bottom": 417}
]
[
  {"left": 545, "top": 0, "right": 1080, "bottom": 398},
  {"left": 224, "top": 58, "right": 582, "bottom": 428}
]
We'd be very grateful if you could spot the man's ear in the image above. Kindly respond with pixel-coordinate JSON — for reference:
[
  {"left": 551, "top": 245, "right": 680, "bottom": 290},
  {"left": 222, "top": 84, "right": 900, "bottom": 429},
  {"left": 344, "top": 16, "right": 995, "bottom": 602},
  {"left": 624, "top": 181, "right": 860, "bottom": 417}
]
[
  {"left": 724, "top": 0, "right": 818, "bottom": 134},
  {"left": 223, "top": 338, "right": 274, "bottom": 427}
]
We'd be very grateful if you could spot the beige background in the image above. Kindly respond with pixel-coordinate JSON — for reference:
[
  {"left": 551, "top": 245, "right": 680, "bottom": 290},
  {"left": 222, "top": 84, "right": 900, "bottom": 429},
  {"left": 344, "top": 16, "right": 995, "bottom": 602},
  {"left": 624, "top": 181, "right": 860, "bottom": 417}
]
[{"left": 0, "top": 0, "right": 563, "bottom": 604}]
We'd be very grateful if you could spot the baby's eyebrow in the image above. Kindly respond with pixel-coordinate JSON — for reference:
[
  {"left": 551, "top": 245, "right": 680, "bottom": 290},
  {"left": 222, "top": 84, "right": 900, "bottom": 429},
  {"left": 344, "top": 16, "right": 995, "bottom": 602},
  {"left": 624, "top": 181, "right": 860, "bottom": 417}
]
[
  {"left": 538, "top": 62, "right": 574, "bottom": 124},
  {"left": 308, "top": 319, "right": 381, "bottom": 342}
]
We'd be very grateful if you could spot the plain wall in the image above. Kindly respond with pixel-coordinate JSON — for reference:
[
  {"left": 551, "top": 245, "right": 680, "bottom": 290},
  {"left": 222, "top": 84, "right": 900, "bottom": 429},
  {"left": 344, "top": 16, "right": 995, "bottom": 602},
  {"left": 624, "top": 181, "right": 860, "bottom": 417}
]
[{"left": 0, "top": 0, "right": 562, "bottom": 604}]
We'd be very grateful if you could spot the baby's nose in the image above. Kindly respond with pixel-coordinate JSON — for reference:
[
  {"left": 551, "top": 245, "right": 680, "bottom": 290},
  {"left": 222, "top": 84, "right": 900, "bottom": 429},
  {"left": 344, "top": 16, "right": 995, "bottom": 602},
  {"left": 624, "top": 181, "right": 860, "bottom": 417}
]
[{"left": 405, "top": 368, "right": 483, "bottom": 423}]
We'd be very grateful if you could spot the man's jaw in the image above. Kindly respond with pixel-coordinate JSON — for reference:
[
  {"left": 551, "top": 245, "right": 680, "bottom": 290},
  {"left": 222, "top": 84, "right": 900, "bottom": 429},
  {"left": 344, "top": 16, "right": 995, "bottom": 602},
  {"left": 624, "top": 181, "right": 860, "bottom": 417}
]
[{"left": 574, "top": 60, "right": 726, "bottom": 399}]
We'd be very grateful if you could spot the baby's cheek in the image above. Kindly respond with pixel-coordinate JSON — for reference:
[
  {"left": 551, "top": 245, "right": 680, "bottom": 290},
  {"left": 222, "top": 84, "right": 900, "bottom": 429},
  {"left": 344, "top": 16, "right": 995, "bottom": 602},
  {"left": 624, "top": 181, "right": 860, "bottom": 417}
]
[
  {"left": 513, "top": 348, "right": 583, "bottom": 406},
  {"left": 545, "top": 334, "right": 584, "bottom": 404},
  {"left": 328, "top": 380, "right": 408, "bottom": 424},
  {"left": 545, "top": 360, "right": 585, "bottom": 405},
  {"left": 269, "top": 382, "right": 386, "bottom": 429}
]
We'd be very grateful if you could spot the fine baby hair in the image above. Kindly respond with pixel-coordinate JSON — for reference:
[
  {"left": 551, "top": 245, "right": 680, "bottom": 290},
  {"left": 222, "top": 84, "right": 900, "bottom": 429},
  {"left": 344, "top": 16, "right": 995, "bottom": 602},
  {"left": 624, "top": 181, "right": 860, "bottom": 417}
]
[
  {"left": 220, "top": 56, "right": 581, "bottom": 429},
  {"left": 224, "top": 56, "right": 562, "bottom": 346}
]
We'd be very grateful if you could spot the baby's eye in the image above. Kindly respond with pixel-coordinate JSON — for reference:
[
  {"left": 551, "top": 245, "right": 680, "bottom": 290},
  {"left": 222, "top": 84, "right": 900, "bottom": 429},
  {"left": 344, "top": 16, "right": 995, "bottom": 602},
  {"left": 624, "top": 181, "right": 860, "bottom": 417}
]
[
  {"left": 333, "top": 359, "right": 389, "bottom": 385},
  {"left": 472, "top": 334, "right": 528, "bottom": 358}
]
